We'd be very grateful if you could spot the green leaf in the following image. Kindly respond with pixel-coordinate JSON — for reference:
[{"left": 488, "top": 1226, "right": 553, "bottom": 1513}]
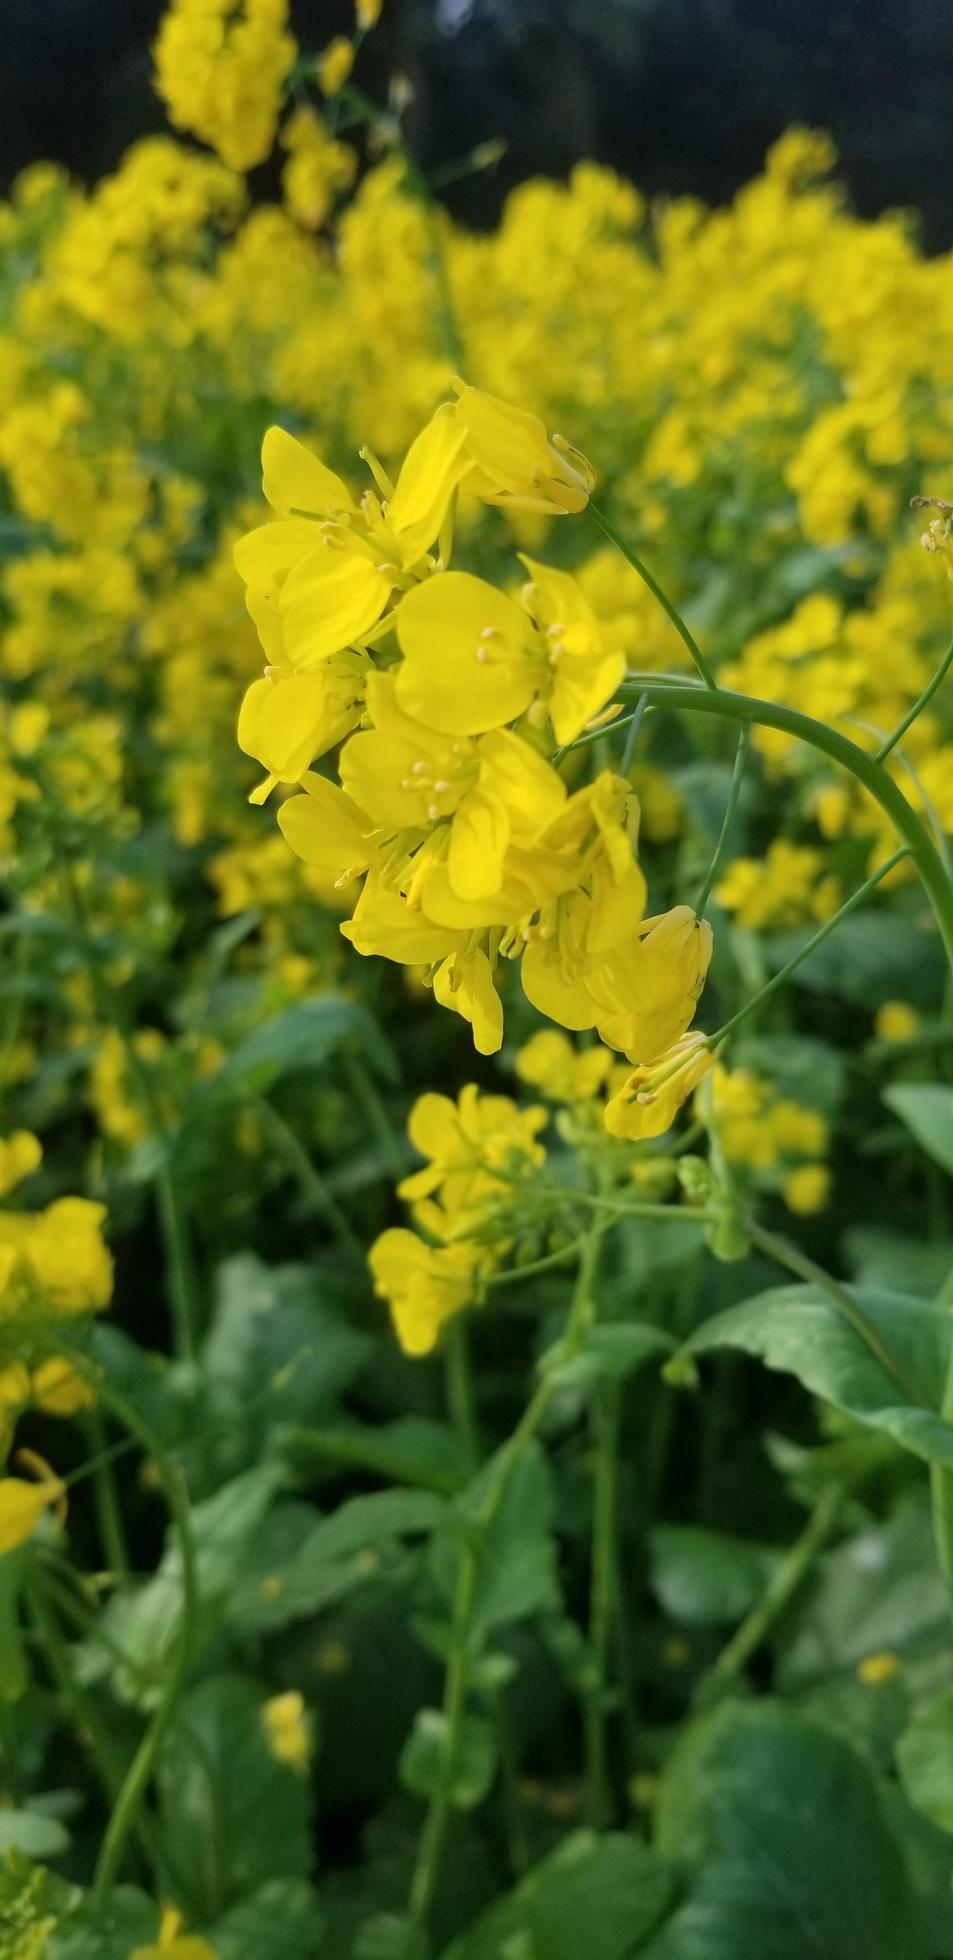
[
  {"left": 157, "top": 1674, "right": 312, "bottom": 1922},
  {"left": 281, "top": 1416, "right": 470, "bottom": 1495},
  {"left": 896, "top": 1687, "right": 953, "bottom": 1833},
  {"left": 684, "top": 1282, "right": 953, "bottom": 1468},
  {"left": 46, "top": 1886, "right": 156, "bottom": 1959},
  {"left": 766, "top": 913, "right": 943, "bottom": 1008},
  {"left": 0, "top": 1813, "right": 69, "bottom": 1859},
  {"left": 399, "top": 1707, "right": 496, "bottom": 1811},
  {"left": 440, "top": 1830, "right": 674, "bottom": 1960},
  {"left": 434, "top": 1444, "right": 559, "bottom": 1639},
  {"left": 229, "top": 1488, "right": 447, "bottom": 1635},
  {"left": 780, "top": 1504, "right": 948, "bottom": 1685},
  {"left": 649, "top": 1526, "right": 780, "bottom": 1626},
  {"left": 644, "top": 1701, "right": 923, "bottom": 1959},
  {"left": 208, "top": 997, "right": 395, "bottom": 1100},
  {"left": 211, "top": 1879, "right": 324, "bottom": 1960},
  {"left": 884, "top": 1083, "right": 953, "bottom": 1177},
  {"left": 542, "top": 1322, "right": 673, "bottom": 1391}
]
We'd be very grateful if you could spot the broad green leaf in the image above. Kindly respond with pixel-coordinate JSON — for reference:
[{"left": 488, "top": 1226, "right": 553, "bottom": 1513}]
[
  {"left": 780, "top": 1505, "right": 948, "bottom": 1685},
  {"left": 211, "top": 1878, "right": 324, "bottom": 1960},
  {"left": 440, "top": 1830, "right": 674, "bottom": 1960},
  {"left": 157, "top": 1674, "right": 312, "bottom": 1922},
  {"left": 282, "top": 1416, "right": 470, "bottom": 1495},
  {"left": 884, "top": 1083, "right": 953, "bottom": 1177},
  {"left": 0, "top": 1812, "right": 69, "bottom": 1859},
  {"left": 229, "top": 1488, "right": 447, "bottom": 1634},
  {"left": 644, "top": 1701, "right": 923, "bottom": 1959},
  {"left": 542, "top": 1322, "right": 673, "bottom": 1391},
  {"left": 207, "top": 996, "right": 395, "bottom": 1100},
  {"left": 845, "top": 1227, "right": 953, "bottom": 1299},
  {"left": 649, "top": 1526, "right": 780, "bottom": 1626},
  {"left": 766, "top": 913, "right": 943, "bottom": 1008},
  {"left": 46, "top": 1885, "right": 156, "bottom": 1959},
  {"left": 684, "top": 1282, "right": 953, "bottom": 1468},
  {"left": 896, "top": 1687, "right": 953, "bottom": 1832},
  {"left": 399, "top": 1707, "right": 496, "bottom": 1811}
]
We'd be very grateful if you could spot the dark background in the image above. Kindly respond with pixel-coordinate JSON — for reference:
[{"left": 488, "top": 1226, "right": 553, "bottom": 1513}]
[{"left": 3, "top": 0, "right": 953, "bottom": 247}]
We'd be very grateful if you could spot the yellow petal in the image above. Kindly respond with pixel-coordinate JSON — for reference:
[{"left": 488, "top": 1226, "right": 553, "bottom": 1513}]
[
  {"left": 0, "top": 1474, "right": 64, "bottom": 1557},
  {"left": 448, "top": 789, "right": 510, "bottom": 900},
  {"left": 262, "top": 426, "right": 355, "bottom": 518},
  {"left": 239, "top": 667, "right": 363, "bottom": 784},
  {"left": 277, "top": 776, "right": 376, "bottom": 885},
  {"left": 396, "top": 572, "right": 537, "bottom": 734},
  {"left": 341, "top": 877, "right": 465, "bottom": 964},
  {"left": 476, "top": 729, "right": 565, "bottom": 843},
  {"left": 280, "top": 543, "right": 393, "bottom": 666},
  {"left": 454, "top": 384, "right": 594, "bottom": 514},
  {"left": 432, "top": 947, "right": 504, "bottom": 1054},
  {"left": 386, "top": 406, "right": 468, "bottom": 565},
  {"left": 233, "top": 518, "right": 317, "bottom": 603}
]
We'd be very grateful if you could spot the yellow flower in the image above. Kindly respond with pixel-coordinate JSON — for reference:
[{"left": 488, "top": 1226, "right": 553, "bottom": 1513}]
[
  {"left": 452, "top": 381, "right": 595, "bottom": 516},
  {"left": 236, "top": 413, "right": 466, "bottom": 670},
  {"left": 586, "top": 906, "right": 714, "bottom": 1061},
  {"left": 398, "top": 1083, "right": 546, "bottom": 1222},
  {"left": 782, "top": 1163, "right": 831, "bottom": 1215},
  {"left": 317, "top": 36, "right": 355, "bottom": 97},
  {"left": 153, "top": 0, "right": 296, "bottom": 172},
  {"left": 31, "top": 1356, "right": 97, "bottom": 1418},
  {"left": 280, "top": 107, "right": 355, "bottom": 231},
  {"left": 875, "top": 1000, "right": 919, "bottom": 1044},
  {"left": 0, "top": 1131, "right": 42, "bottom": 1200},
  {"left": 356, "top": 0, "right": 383, "bottom": 25},
  {"left": 431, "top": 945, "right": 504, "bottom": 1055},
  {"left": 515, "top": 1029, "right": 612, "bottom": 1103},
  {"left": 604, "top": 1033, "right": 714, "bottom": 1141},
  {"left": 262, "top": 1689, "right": 313, "bottom": 1771},
  {"left": 238, "top": 657, "right": 365, "bottom": 802},
  {"left": 856, "top": 1651, "right": 902, "bottom": 1688},
  {"left": 277, "top": 772, "right": 380, "bottom": 891},
  {"left": 0, "top": 1198, "right": 113, "bottom": 1315},
  {"left": 130, "top": 1905, "right": 219, "bottom": 1960},
  {"left": 394, "top": 560, "right": 622, "bottom": 747},
  {"left": 368, "top": 1228, "right": 481, "bottom": 1355},
  {"left": 0, "top": 1451, "right": 67, "bottom": 1557}
]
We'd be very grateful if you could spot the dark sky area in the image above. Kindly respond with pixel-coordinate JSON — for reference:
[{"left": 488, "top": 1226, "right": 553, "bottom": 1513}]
[{"left": 2, "top": 0, "right": 953, "bottom": 247}]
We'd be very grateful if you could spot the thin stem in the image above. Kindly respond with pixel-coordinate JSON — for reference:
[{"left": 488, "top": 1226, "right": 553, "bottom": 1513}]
[
  {"left": 531, "top": 1182, "right": 714, "bottom": 1227},
  {"left": 709, "top": 848, "right": 909, "bottom": 1047},
  {"left": 588, "top": 505, "right": 718, "bottom": 690},
  {"left": 617, "top": 680, "right": 953, "bottom": 976},
  {"left": 585, "top": 1377, "right": 620, "bottom": 1829},
  {"left": 875, "top": 628, "right": 953, "bottom": 762},
  {"left": 745, "top": 1217, "right": 929, "bottom": 1411},
  {"left": 85, "top": 1411, "right": 131, "bottom": 1588},
  {"left": 445, "top": 1317, "right": 478, "bottom": 1472},
  {"left": 343, "top": 1055, "right": 405, "bottom": 1180},
  {"left": 255, "top": 1098, "right": 364, "bottom": 1264},
  {"left": 695, "top": 724, "right": 750, "bottom": 912},
  {"left": 25, "top": 1570, "right": 160, "bottom": 1882},
  {"left": 408, "top": 1225, "right": 601, "bottom": 1933},
  {"left": 700, "top": 1484, "right": 843, "bottom": 1697}
]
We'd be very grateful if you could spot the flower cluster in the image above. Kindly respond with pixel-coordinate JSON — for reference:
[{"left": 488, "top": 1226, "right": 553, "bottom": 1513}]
[{"left": 235, "top": 390, "right": 714, "bottom": 1078}]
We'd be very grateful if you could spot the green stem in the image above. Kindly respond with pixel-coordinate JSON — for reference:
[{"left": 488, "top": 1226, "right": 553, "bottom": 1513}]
[
  {"left": 255, "top": 1098, "right": 364, "bottom": 1264},
  {"left": 875, "top": 628, "right": 953, "bottom": 762},
  {"left": 700, "top": 1483, "right": 843, "bottom": 1697},
  {"left": 709, "top": 848, "right": 909, "bottom": 1047},
  {"left": 585, "top": 1376, "right": 620, "bottom": 1829},
  {"left": 65, "top": 1373, "right": 200, "bottom": 1910},
  {"left": 589, "top": 506, "right": 718, "bottom": 690},
  {"left": 25, "top": 1571, "right": 160, "bottom": 1882},
  {"left": 617, "top": 679, "right": 953, "bottom": 975},
  {"left": 745, "top": 1217, "right": 928, "bottom": 1411},
  {"left": 343, "top": 1055, "right": 405, "bottom": 1180},
  {"left": 85, "top": 1411, "right": 131, "bottom": 1588},
  {"left": 408, "top": 1225, "right": 602, "bottom": 1932},
  {"left": 445, "top": 1317, "right": 479, "bottom": 1471},
  {"left": 695, "top": 725, "right": 750, "bottom": 912}
]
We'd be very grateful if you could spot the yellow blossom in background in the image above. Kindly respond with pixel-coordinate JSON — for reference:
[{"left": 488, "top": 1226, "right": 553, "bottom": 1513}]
[
  {"left": 153, "top": 0, "right": 297, "bottom": 172},
  {"left": 281, "top": 108, "right": 356, "bottom": 231},
  {"left": 398, "top": 1084, "right": 547, "bottom": 1235},
  {"left": 875, "top": 1000, "right": 920, "bottom": 1043},
  {"left": 262, "top": 1690, "right": 314, "bottom": 1771},
  {"left": 0, "top": 1132, "right": 42, "bottom": 1199},
  {"left": 0, "top": 1452, "right": 66, "bottom": 1556},
  {"left": 783, "top": 1163, "right": 832, "bottom": 1214},
  {"left": 515, "top": 1030, "right": 612, "bottom": 1103},
  {"left": 317, "top": 37, "right": 355, "bottom": 98},
  {"left": 856, "top": 1651, "right": 902, "bottom": 1687},
  {"left": 716, "top": 842, "right": 840, "bottom": 931},
  {"left": 130, "top": 1906, "right": 220, "bottom": 1960}
]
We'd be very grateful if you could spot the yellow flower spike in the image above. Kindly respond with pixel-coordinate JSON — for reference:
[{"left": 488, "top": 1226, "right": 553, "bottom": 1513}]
[
  {"left": 238, "top": 659, "right": 365, "bottom": 800},
  {"left": 262, "top": 1689, "right": 313, "bottom": 1772},
  {"left": 369, "top": 1228, "right": 482, "bottom": 1355},
  {"left": 317, "top": 36, "right": 355, "bottom": 97},
  {"left": 31, "top": 1357, "right": 98, "bottom": 1418},
  {"left": 604, "top": 1033, "right": 714, "bottom": 1142},
  {"left": 452, "top": 382, "right": 595, "bottom": 515},
  {"left": 0, "top": 1131, "right": 42, "bottom": 1200},
  {"left": 0, "top": 1451, "right": 67, "bottom": 1557},
  {"left": 396, "top": 571, "right": 539, "bottom": 735}
]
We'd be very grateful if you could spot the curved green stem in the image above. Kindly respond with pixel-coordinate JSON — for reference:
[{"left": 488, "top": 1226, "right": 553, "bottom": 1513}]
[
  {"left": 699, "top": 1483, "right": 843, "bottom": 1699},
  {"left": 709, "top": 847, "right": 909, "bottom": 1047},
  {"left": 875, "top": 627, "right": 953, "bottom": 762},
  {"left": 445, "top": 1316, "right": 478, "bottom": 1472},
  {"left": 618, "top": 679, "right": 953, "bottom": 975},
  {"left": 589, "top": 506, "right": 718, "bottom": 690},
  {"left": 585, "top": 1377, "right": 621, "bottom": 1828},
  {"left": 695, "top": 724, "right": 750, "bottom": 912}
]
